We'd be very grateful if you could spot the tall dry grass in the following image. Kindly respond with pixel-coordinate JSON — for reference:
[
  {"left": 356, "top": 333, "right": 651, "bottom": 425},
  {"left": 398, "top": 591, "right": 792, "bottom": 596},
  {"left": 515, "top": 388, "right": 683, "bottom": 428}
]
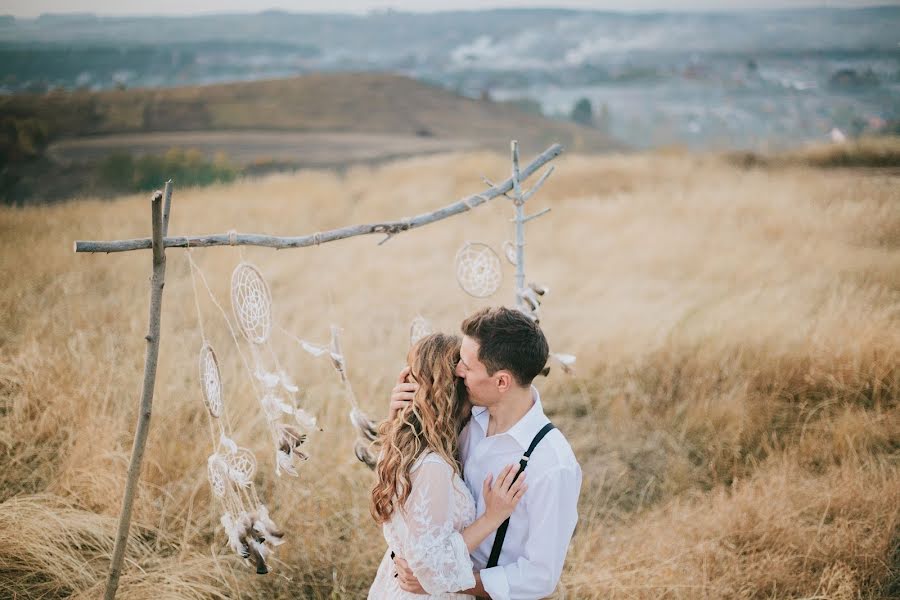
[{"left": 1, "top": 148, "right": 898, "bottom": 598}]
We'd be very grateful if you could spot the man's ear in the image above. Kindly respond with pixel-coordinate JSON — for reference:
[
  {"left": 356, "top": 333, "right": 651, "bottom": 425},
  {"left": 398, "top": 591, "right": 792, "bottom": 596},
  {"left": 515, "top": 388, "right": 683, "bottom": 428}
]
[{"left": 496, "top": 371, "right": 513, "bottom": 393}]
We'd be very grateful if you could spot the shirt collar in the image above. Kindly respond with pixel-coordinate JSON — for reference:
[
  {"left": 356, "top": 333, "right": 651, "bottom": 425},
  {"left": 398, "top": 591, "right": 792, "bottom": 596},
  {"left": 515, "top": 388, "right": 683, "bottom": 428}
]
[{"left": 471, "top": 386, "right": 550, "bottom": 450}]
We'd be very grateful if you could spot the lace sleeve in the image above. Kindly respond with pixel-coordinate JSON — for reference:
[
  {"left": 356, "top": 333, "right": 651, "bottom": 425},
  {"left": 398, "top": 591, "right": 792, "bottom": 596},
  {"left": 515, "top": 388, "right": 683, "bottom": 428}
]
[{"left": 403, "top": 456, "right": 475, "bottom": 595}]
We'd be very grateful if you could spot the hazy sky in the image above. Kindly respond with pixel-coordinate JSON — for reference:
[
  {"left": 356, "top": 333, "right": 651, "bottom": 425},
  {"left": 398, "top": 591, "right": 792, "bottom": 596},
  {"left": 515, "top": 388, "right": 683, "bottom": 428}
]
[{"left": 3, "top": 0, "right": 892, "bottom": 18}]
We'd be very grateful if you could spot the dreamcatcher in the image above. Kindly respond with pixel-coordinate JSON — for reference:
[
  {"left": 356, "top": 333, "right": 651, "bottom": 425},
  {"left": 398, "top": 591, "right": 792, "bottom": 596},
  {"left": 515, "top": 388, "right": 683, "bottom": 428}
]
[
  {"left": 230, "top": 262, "right": 318, "bottom": 477},
  {"left": 455, "top": 242, "right": 503, "bottom": 298},
  {"left": 187, "top": 253, "right": 283, "bottom": 575}
]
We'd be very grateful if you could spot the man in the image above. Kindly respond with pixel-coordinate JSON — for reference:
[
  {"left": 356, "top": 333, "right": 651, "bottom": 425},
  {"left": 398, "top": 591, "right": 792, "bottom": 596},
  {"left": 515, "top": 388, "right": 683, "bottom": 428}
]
[{"left": 388, "top": 307, "right": 582, "bottom": 599}]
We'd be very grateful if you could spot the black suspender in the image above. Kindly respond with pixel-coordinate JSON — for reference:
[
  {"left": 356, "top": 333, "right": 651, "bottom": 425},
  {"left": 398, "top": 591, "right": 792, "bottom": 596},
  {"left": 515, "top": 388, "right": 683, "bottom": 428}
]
[{"left": 486, "top": 422, "right": 556, "bottom": 569}]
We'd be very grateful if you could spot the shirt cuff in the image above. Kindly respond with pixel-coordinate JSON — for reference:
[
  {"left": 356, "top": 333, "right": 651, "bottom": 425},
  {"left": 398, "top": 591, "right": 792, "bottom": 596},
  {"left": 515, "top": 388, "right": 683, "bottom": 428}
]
[{"left": 480, "top": 566, "right": 510, "bottom": 600}]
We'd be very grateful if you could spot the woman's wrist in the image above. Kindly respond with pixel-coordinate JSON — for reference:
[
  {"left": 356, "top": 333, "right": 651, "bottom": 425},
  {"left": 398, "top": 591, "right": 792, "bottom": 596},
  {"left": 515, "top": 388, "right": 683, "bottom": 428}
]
[{"left": 479, "top": 512, "right": 504, "bottom": 530}]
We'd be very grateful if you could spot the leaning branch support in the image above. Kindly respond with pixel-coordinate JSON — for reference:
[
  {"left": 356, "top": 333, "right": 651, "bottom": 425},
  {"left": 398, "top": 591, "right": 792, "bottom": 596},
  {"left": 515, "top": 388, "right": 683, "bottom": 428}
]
[
  {"left": 75, "top": 143, "right": 563, "bottom": 253},
  {"left": 103, "top": 190, "right": 167, "bottom": 600}
]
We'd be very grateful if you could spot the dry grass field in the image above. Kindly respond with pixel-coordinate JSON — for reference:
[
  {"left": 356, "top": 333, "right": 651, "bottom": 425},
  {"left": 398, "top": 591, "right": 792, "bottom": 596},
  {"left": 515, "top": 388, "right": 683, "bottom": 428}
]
[{"left": 1, "top": 144, "right": 898, "bottom": 599}]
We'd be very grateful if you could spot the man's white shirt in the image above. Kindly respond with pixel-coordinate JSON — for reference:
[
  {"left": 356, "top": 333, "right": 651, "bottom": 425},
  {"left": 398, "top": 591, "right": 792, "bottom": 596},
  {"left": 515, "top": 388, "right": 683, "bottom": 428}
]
[{"left": 459, "top": 387, "right": 582, "bottom": 600}]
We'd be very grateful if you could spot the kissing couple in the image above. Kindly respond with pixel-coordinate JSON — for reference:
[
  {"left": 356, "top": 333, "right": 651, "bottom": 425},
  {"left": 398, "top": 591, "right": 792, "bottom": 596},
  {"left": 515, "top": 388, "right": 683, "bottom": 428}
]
[{"left": 368, "top": 307, "right": 582, "bottom": 599}]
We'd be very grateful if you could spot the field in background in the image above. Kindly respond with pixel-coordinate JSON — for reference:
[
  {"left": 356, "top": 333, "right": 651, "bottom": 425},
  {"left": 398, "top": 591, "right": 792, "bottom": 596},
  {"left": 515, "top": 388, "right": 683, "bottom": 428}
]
[{"left": 0, "top": 147, "right": 898, "bottom": 598}]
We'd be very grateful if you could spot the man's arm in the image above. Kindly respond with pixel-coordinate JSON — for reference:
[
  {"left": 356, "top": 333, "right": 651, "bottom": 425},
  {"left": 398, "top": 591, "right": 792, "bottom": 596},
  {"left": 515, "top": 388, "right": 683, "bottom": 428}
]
[
  {"left": 461, "top": 572, "right": 490, "bottom": 598},
  {"left": 394, "top": 559, "right": 490, "bottom": 599},
  {"left": 388, "top": 366, "right": 416, "bottom": 420}
]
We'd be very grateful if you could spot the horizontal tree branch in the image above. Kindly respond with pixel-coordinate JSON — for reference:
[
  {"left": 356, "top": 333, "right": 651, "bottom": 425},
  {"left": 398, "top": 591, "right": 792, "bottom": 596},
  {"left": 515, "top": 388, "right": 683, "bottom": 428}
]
[{"left": 75, "top": 143, "right": 563, "bottom": 254}]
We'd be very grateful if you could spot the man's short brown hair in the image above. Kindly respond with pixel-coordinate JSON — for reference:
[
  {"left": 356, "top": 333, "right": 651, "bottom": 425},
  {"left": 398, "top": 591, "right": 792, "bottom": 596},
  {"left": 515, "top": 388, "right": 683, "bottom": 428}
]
[{"left": 461, "top": 306, "right": 549, "bottom": 386}]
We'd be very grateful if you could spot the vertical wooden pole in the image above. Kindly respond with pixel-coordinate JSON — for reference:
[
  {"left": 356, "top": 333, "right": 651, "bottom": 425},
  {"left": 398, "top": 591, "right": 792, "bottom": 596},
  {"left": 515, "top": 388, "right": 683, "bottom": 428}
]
[
  {"left": 104, "top": 189, "right": 168, "bottom": 600},
  {"left": 511, "top": 140, "right": 526, "bottom": 309},
  {"left": 162, "top": 179, "right": 173, "bottom": 236}
]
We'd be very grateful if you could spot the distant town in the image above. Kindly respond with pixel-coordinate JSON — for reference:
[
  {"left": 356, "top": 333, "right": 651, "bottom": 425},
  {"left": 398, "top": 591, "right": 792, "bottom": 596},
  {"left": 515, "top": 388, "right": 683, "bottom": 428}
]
[{"left": 2, "top": 7, "right": 898, "bottom": 150}]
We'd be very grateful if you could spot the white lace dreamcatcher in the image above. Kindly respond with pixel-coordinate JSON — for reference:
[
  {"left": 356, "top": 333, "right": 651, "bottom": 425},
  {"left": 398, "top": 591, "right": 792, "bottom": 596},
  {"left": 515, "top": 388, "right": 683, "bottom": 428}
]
[
  {"left": 455, "top": 242, "right": 502, "bottom": 298},
  {"left": 230, "top": 261, "right": 318, "bottom": 477},
  {"left": 187, "top": 252, "right": 284, "bottom": 575},
  {"left": 231, "top": 263, "right": 272, "bottom": 345}
]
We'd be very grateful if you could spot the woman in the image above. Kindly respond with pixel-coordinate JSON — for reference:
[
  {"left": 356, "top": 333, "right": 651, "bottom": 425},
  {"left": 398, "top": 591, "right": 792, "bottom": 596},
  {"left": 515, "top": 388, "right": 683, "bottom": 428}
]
[{"left": 368, "top": 333, "right": 527, "bottom": 599}]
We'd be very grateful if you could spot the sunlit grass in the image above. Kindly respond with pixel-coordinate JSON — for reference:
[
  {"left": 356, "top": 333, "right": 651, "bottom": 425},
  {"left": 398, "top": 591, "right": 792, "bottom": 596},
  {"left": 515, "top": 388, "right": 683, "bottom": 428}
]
[{"left": 1, "top": 148, "right": 898, "bottom": 598}]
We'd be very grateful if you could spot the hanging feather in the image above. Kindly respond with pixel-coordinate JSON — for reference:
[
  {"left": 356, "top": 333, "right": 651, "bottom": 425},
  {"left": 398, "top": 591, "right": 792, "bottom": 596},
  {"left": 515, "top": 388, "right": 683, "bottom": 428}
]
[
  {"left": 520, "top": 287, "right": 541, "bottom": 312},
  {"left": 294, "top": 407, "right": 319, "bottom": 430},
  {"left": 255, "top": 369, "right": 280, "bottom": 389},
  {"left": 221, "top": 512, "right": 249, "bottom": 558},
  {"left": 249, "top": 539, "right": 270, "bottom": 575},
  {"left": 330, "top": 352, "right": 347, "bottom": 383},
  {"left": 248, "top": 539, "right": 270, "bottom": 575},
  {"left": 329, "top": 325, "right": 348, "bottom": 383},
  {"left": 528, "top": 282, "right": 549, "bottom": 296},
  {"left": 278, "top": 370, "right": 300, "bottom": 393},
  {"left": 300, "top": 340, "right": 329, "bottom": 357},
  {"left": 552, "top": 352, "right": 577, "bottom": 375},
  {"left": 253, "top": 505, "right": 284, "bottom": 546},
  {"left": 517, "top": 281, "right": 549, "bottom": 324},
  {"left": 219, "top": 433, "right": 239, "bottom": 455},
  {"left": 277, "top": 424, "right": 309, "bottom": 459},
  {"left": 350, "top": 407, "right": 378, "bottom": 468},
  {"left": 236, "top": 512, "right": 270, "bottom": 575},
  {"left": 273, "top": 423, "right": 308, "bottom": 478},
  {"left": 350, "top": 407, "right": 378, "bottom": 443},
  {"left": 276, "top": 449, "right": 298, "bottom": 477},
  {"left": 354, "top": 437, "right": 377, "bottom": 469},
  {"left": 260, "top": 391, "right": 295, "bottom": 420}
]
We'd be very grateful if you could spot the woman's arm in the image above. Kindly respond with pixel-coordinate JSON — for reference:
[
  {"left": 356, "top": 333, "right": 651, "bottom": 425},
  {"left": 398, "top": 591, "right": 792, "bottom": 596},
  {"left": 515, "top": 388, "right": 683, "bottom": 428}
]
[{"left": 461, "top": 463, "right": 527, "bottom": 552}]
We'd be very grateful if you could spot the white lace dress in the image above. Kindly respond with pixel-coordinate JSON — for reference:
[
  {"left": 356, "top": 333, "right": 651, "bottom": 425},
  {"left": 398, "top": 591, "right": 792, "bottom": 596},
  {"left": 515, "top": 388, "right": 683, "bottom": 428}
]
[{"left": 368, "top": 452, "right": 477, "bottom": 599}]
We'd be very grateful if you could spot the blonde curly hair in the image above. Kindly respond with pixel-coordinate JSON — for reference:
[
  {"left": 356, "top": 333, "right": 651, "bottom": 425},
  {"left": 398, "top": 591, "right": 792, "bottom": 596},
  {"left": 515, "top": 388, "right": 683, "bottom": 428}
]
[{"left": 370, "top": 333, "right": 469, "bottom": 524}]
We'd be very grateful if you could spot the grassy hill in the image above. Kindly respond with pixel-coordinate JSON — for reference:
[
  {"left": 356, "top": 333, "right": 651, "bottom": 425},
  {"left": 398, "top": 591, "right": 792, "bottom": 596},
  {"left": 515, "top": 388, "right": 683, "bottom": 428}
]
[
  {"left": 1, "top": 73, "right": 617, "bottom": 148},
  {"left": 0, "top": 147, "right": 897, "bottom": 598},
  {"left": 0, "top": 73, "right": 619, "bottom": 203}
]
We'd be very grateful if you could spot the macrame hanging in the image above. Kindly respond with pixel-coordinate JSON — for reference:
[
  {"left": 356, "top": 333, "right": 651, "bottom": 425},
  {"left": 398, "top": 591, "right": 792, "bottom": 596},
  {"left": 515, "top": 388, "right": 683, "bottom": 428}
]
[
  {"left": 230, "top": 261, "right": 318, "bottom": 477},
  {"left": 186, "top": 252, "right": 283, "bottom": 575}
]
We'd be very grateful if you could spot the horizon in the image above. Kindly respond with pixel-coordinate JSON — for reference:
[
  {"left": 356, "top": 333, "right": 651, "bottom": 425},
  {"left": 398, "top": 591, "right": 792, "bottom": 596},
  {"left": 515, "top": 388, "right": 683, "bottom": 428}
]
[{"left": 3, "top": 0, "right": 894, "bottom": 19}]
